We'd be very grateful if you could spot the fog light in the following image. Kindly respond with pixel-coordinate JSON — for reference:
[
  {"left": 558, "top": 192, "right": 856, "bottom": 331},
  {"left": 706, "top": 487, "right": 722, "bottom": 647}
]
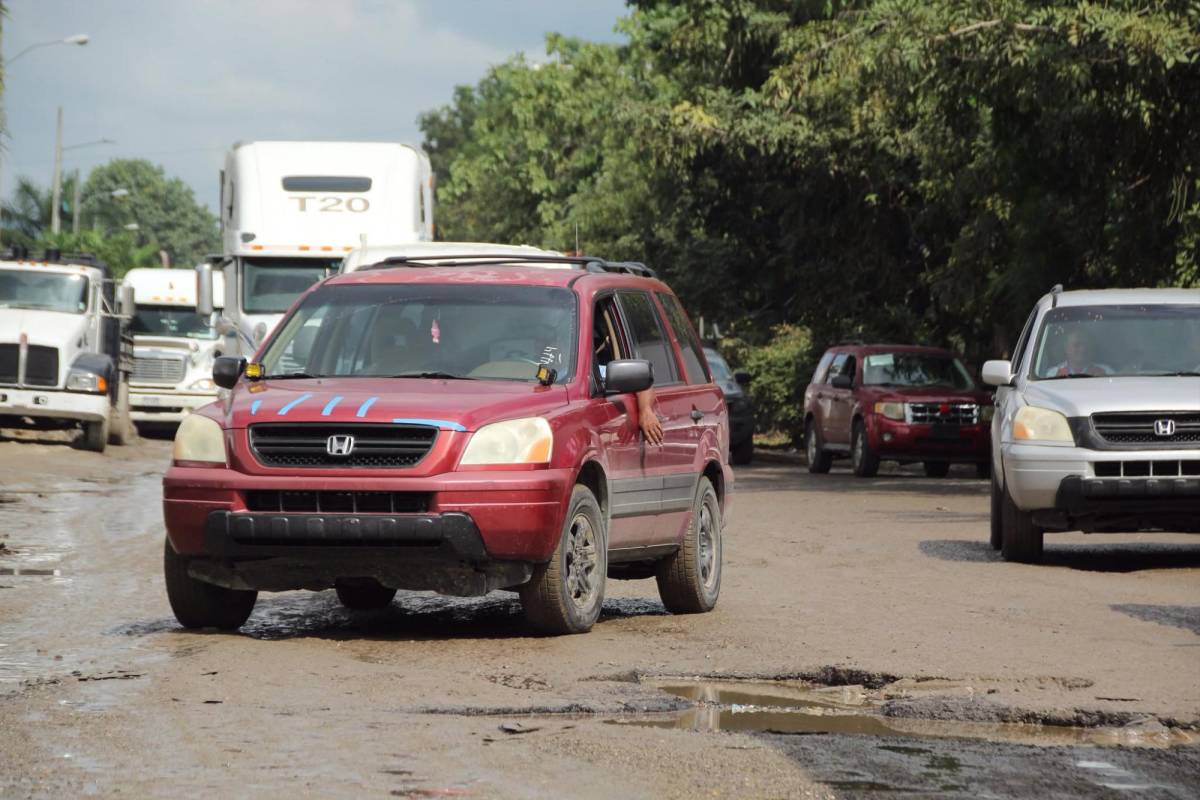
[{"left": 882, "top": 433, "right": 894, "bottom": 442}]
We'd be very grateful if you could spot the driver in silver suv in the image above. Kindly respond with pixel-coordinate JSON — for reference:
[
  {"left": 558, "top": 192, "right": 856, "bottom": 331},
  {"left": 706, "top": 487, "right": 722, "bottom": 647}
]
[{"left": 983, "top": 287, "right": 1200, "bottom": 562}]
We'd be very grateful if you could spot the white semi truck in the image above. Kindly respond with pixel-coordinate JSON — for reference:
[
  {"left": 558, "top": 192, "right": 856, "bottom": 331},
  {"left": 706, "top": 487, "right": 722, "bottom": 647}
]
[
  {"left": 197, "top": 140, "right": 435, "bottom": 356},
  {"left": 0, "top": 249, "right": 135, "bottom": 452},
  {"left": 124, "top": 267, "right": 225, "bottom": 427}
]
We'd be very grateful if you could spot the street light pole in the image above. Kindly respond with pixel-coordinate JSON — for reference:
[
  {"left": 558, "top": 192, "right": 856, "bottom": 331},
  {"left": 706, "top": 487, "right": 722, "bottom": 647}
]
[{"left": 50, "top": 107, "right": 64, "bottom": 234}]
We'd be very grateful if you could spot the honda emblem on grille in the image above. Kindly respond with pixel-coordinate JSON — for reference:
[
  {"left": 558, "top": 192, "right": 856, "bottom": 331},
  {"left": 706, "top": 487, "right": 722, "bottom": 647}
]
[
  {"left": 326, "top": 434, "right": 355, "bottom": 456},
  {"left": 1153, "top": 419, "right": 1176, "bottom": 437}
]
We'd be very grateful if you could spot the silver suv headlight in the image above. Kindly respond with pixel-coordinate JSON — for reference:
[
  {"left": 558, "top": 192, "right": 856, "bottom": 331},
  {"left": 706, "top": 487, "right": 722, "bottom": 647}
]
[{"left": 1013, "top": 406, "right": 1073, "bottom": 443}]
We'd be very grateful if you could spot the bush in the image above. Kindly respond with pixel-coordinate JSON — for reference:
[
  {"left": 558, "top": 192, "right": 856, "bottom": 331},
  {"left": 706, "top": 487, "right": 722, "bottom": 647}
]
[{"left": 720, "top": 324, "right": 813, "bottom": 446}]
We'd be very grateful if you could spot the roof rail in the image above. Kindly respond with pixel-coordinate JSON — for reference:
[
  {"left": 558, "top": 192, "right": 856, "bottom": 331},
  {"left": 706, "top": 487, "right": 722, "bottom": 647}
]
[
  {"left": 1050, "top": 283, "right": 1063, "bottom": 308},
  {"left": 359, "top": 253, "right": 657, "bottom": 279},
  {"left": 836, "top": 338, "right": 865, "bottom": 346}
]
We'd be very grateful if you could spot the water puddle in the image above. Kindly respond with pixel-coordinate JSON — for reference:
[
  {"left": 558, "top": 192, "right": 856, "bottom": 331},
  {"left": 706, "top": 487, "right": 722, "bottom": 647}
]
[{"left": 609, "top": 680, "right": 1196, "bottom": 749}]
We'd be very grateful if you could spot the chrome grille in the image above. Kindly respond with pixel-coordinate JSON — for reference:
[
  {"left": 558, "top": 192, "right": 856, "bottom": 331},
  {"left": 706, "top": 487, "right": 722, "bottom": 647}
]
[
  {"left": 248, "top": 423, "right": 438, "bottom": 469},
  {"left": 907, "top": 403, "right": 978, "bottom": 425},
  {"left": 133, "top": 355, "right": 186, "bottom": 384},
  {"left": 1092, "top": 413, "right": 1200, "bottom": 446}
]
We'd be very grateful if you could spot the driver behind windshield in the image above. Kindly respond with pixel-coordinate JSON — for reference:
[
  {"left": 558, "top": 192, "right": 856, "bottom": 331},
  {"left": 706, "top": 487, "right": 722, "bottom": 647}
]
[{"left": 1042, "top": 328, "right": 1113, "bottom": 378}]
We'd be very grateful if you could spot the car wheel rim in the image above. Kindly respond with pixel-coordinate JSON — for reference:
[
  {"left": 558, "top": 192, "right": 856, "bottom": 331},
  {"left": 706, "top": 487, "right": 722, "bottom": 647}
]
[
  {"left": 697, "top": 501, "right": 720, "bottom": 592},
  {"left": 564, "top": 513, "right": 599, "bottom": 610}
]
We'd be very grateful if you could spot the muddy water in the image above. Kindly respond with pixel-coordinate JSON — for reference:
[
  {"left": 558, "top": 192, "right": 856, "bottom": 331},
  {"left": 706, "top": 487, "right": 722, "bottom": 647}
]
[{"left": 613, "top": 679, "right": 1198, "bottom": 749}]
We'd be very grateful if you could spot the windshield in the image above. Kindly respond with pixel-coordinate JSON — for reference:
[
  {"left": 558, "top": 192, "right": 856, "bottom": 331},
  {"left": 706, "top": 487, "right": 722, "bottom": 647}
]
[
  {"left": 863, "top": 352, "right": 974, "bottom": 390},
  {"left": 132, "top": 305, "right": 217, "bottom": 340},
  {"left": 1031, "top": 304, "right": 1200, "bottom": 379},
  {"left": 260, "top": 282, "right": 577, "bottom": 383},
  {"left": 241, "top": 258, "right": 336, "bottom": 314},
  {"left": 0, "top": 269, "right": 88, "bottom": 314}
]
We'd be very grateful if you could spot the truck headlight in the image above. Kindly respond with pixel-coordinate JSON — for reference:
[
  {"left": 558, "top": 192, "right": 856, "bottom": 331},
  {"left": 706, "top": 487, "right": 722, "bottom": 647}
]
[
  {"left": 1013, "top": 406, "right": 1073, "bottom": 443},
  {"left": 873, "top": 401, "right": 905, "bottom": 421},
  {"left": 460, "top": 417, "right": 552, "bottom": 465},
  {"left": 172, "top": 414, "right": 226, "bottom": 465},
  {"left": 187, "top": 378, "right": 216, "bottom": 392},
  {"left": 66, "top": 369, "right": 108, "bottom": 393}
]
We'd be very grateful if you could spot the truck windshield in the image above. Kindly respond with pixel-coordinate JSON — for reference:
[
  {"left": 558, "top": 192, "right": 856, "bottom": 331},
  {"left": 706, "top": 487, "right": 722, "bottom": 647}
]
[
  {"left": 260, "top": 283, "right": 577, "bottom": 383},
  {"left": 1031, "top": 304, "right": 1200, "bottom": 379},
  {"left": 132, "top": 305, "right": 217, "bottom": 340},
  {"left": 0, "top": 269, "right": 88, "bottom": 314},
  {"left": 241, "top": 258, "right": 336, "bottom": 314},
  {"left": 862, "top": 353, "right": 974, "bottom": 390}
]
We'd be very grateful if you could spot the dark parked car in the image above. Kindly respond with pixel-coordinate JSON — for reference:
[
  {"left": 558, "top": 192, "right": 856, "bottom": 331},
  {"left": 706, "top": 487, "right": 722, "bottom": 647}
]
[
  {"left": 704, "top": 346, "right": 754, "bottom": 464},
  {"left": 803, "top": 344, "right": 993, "bottom": 478}
]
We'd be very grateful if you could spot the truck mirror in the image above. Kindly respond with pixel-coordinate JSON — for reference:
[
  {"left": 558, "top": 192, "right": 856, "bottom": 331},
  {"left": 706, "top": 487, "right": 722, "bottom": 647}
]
[
  {"left": 119, "top": 284, "right": 136, "bottom": 317},
  {"left": 212, "top": 356, "right": 246, "bottom": 390},
  {"left": 196, "top": 262, "right": 214, "bottom": 317},
  {"left": 604, "top": 359, "right": 654, "bottom": 394}
]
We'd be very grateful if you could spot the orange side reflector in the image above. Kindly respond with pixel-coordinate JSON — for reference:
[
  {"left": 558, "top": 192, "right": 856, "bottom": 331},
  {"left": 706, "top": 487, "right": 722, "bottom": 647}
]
[
  {"left": 251, "top": 245, "right": 264, "bottom": 251},
  {"left": 298, "top": 245, "right": 310, "bottom": 252},
  {"left": 96, "top": 376, "right": 108, "bottom": 394},
  {"left": 319, "top": 246, "right": 332, "bottom": 252}
]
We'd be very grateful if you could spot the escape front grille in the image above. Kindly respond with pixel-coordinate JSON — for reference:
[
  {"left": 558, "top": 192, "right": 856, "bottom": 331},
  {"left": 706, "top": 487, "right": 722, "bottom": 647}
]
[
  {"left": 907, "top": 403, "right": 978, "bottom": 425},
  {"left": 248, "top": 423, "right": 438, "bottom": 469}
]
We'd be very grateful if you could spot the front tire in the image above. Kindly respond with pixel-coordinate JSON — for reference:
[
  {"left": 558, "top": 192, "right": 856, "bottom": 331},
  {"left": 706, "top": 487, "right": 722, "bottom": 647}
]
[
  {"left": 806, "top": 419, "right": 833, "bottom": 474},
  {"left": 923, "top": 461, "right": 951, "bottom": 478},
  {"left": 989, "top": 473, "right": 1003, "bottom": 550},
  {"left": 335, "top": 578, "right": 397, "bottom": 610},
  {"left": 1001, "top": 485, "right": 1044, "bottom": 563},
  {"left": 851, "top": 420, "right": 880, "bottom": 478},
  {"left": 519, "top": 485, "right": 606, "bottom": 634},
  {"left": 656, "top": 477, "right": 722, "bottom": 614},
  {"left": 163, "top": 539, "right": 257, "bottom": 629},
  {"left": 80, "top": 417, "right": 108, "bottom": 452}
]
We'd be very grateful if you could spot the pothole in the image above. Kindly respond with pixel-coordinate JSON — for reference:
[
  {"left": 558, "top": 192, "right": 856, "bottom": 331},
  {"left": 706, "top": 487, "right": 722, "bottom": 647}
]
[{"left": 608, "top": 679, "right": 1196, "bottom": 749}]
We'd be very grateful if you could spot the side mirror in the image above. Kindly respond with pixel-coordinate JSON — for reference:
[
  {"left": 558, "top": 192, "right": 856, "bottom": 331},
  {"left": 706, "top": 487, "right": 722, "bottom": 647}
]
[
  {"left": 212, "top": 356, "right": 246, "bottom": 390},
  {"left": 831, "top": 373, "right": 853, "bottom": 390},
  {"left": 982, "top": 359, "right": 1014, "bottom": 387},
  {"left": 196, "top": 262, "right": 214, "bottom": 317},
  {"left": 118, "top": 284, "right": 136, "bottom": 317},
  {"left": 734, "top": 371, "right": 752, "bottom": 386},
  {"left": 604, "top": 359, "right": 654, "bottom": 394}
]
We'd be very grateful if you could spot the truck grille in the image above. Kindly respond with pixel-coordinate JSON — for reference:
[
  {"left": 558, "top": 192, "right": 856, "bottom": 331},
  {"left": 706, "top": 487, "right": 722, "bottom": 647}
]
[
  {"left": 133, "top": 356, "right": 187, "bottom": 384},
  {"left": 1092, "top": 412, "right": 1200, "bottom": 446},
  {"left": 0, "top": 344, "right": 58, "bottom": 386},
  {"left": 908, "top": 403, "right": 978, "bottom": 425},
  {"left": 244, "top": 490, "right": 430, "bottom": 514},
  {"left": 0, "top": 344, "right": 18, "bottom": 384},
  {"left": 248, "top": 423, "right": 438, "bottom": 469}
]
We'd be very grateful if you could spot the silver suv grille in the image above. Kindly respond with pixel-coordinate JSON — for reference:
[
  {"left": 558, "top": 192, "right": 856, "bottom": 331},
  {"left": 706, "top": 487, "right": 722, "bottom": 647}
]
[
  {"left": 133, "top": 356, "right": 186, "bottom": 384},
  {"left": 1092, "top": 413, "right": 1200, "bottom": 446},
  {"left": 907, "top": 403, "right": 978, "bottom": 425}
]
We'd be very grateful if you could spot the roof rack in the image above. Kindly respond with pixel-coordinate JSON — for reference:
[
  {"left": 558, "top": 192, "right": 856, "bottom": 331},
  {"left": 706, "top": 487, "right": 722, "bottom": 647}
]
[{"left": 359, "top": 253, "right": 656, "bottom": 279}]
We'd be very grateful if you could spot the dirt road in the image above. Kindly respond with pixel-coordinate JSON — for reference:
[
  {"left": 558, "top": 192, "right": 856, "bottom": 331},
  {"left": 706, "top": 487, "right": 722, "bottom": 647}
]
[{"left": 1, "top": 435, "right": 1197, "bottom": 798}]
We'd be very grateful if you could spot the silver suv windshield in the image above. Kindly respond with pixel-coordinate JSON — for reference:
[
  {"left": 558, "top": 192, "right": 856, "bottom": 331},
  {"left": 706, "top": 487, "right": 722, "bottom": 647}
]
[
  {"left": 1030, "top": 304, "right": 1200, "bottom": 379},
  {"left": 0, "top": 269, "right": 88, "bottom": 313},
  {"left": 259, "top": 282, "right": 577, "bottom": 383}
]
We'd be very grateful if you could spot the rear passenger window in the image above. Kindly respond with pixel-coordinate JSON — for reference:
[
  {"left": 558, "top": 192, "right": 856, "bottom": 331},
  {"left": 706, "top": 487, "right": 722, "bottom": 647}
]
[
  {"left": 617, "top": 290, "right": 680, "bottom": 385},
  {"left": 656, "top": 292, "right": 710, "bottom": 384}
]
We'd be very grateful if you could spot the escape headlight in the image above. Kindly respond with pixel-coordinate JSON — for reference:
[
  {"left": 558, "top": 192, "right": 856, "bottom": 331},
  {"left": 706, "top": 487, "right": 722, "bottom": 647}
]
[
  {"left": 874, "top": 401, "right": 905, "bottom": 421},
  {"left": 172, "top": 414, "right": 226, "bottom": 464},
  {"left": 66, "top": 369, "right": 107, "bottom": 393},
  {"left": 1013, "top": 406, "right": 1073, "bottom": 443},
  {"left": 460, "top": 417, "right": 553, "bottom": 465}
]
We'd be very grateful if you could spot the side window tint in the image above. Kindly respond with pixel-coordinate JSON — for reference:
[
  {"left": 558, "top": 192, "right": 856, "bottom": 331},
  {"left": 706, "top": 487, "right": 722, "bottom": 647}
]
[
  {"left": 812, "top": 351, "right": 835, "bottom": 384},
  {"left": 656, "top": 292, "right": 710, "bottom": 384},
  {"left": 1011, "top": 309, "right": 1038, "bottom": 370},
  {"left": 828, "top": 353, "right": 848, "bottom": 383},
  {"left": 617, "top": 290, "right": 679, "bottom": 385},
  {"left": 843, "top": 355, "right": 857, "bottom": 383}
]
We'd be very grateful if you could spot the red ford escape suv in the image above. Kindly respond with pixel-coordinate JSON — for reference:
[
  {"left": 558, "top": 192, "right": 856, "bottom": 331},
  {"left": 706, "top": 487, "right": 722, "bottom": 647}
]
[
  {"left": 803, "top": 344, "right": 993, "bottom": 478},
  {"left": 162, "top": 255, "right": 731, "bottom": 635}
]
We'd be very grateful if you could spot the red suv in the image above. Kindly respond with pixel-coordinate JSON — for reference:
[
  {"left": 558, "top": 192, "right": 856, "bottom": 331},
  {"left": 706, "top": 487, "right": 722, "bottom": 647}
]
[
  {"left": 162, "top": 255, "right": 731, "bottom": 635},
  {"left": 802, "top": 344, "right": 993, "bottom": 478}
]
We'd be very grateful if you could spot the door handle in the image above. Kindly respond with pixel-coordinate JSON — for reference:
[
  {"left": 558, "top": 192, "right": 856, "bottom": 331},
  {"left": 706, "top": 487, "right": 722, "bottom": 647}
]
[{"left": 691, "top": 409, "right": 705, "bottom": 422}]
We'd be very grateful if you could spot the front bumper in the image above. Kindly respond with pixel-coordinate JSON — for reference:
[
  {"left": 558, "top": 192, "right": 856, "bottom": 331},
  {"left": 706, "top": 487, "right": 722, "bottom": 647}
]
[
  {"left": 130, "top": 389, "right": 216, "bottom": 423},
  {"left": 869, "top": 415, "right": 990, "bottom": 462},
  {"left": 0, "top": 387, "right": 108, "bottom": 424}
]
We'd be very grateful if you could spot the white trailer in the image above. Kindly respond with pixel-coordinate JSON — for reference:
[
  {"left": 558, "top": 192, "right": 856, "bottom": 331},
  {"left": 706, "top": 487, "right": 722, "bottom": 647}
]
[
  {"left": 0, "top": 249, "right": 135, "bottom": 451},
  {"left": 124, "top": 267, "right": 225, "bottom": 426},
  {"left": 198, "top": 140, "right": 434, "bottom": 357}
]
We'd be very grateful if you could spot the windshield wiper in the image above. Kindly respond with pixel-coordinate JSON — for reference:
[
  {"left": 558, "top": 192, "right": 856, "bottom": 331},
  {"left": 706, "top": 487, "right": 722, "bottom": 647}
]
[
  {"left": 1039, "top": 373, "right": 1100, "bottom": 380},
  {"left": 1147, "top": 371, "right": 1200, "bottom": 377},
  {"left": 264, "top": 371, "right": 323, "bottom": 379},
  {"left": 389, "top": 371, "right": 477, "bottom": 380}
]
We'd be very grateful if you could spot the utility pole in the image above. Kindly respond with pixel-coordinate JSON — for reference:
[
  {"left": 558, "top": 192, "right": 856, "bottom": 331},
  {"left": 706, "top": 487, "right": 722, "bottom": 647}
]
[
  {"left": 71, "top": 169, "right": 82, "bottom": 234},
  {"left": 50, "top": 106, "right": 63, "bottom": 234}
]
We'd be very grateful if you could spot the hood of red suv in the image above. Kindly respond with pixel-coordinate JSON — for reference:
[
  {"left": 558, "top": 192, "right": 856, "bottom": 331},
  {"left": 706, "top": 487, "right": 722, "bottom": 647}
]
[
  {"left": 223, "top": 378, "right": 569, "bottom": 431},
  {"left": 858, "top": 384, "right": 993, "bottom": 405}
]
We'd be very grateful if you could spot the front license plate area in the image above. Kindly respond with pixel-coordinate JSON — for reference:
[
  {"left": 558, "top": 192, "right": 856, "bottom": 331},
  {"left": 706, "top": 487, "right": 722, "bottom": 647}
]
[{"left": 930, "top": 424, "right": 961, "bottom": 441}]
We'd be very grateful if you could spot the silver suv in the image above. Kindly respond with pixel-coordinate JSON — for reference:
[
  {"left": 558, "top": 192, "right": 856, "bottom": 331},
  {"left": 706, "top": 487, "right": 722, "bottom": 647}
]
[{"left": 983, "top": 287, "right": 1200, "bottom": 562}]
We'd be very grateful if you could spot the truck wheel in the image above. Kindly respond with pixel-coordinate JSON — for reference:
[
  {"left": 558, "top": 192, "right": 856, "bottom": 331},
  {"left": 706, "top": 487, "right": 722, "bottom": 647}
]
[
  {"left": 80, "top": 418, "right": 108, "bottom": 453},
  {"left": 805, "top": 419, "right": 832, "bottom": 474},
  {"left": 335, "top": 578, "right": 397, "bottom": 610},
  {"left": 656, "top": 477, "right": 722, "bottom": 614},
  {"left": 923, "top": 461, "right": 951, "bottom": 478},
  {"left": 851, "top": 420, "right": 880, "bottom": 478},
  {"left": 519, "top": 485, "right": 606, "bottom": 635},
  {"left": 1001, "top": 485, "right": 1044, "bottom": 563},
  {"left": 107, "top": 382, "right": 136, "bottom": 446},
  {"left": 731, "top": 437, "right": 754, "bottom": 465},
  {"left": 163, "top": 539, "right": 257, "bottom": 630},
  {"left": 989, "top": 473, "right": 1003, "bottom": 550}
]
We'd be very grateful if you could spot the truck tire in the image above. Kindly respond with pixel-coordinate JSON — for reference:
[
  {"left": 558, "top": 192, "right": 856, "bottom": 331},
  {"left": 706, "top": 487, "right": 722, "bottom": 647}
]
[
  {"left": 731, "top": 437, "right": 754, "bottom": 465},
  {"left": 80, "top": 418, "right": 108, "bottom": 453},
  {"left": 1001, "top": 485, "right": 1044, "bottom": 563},
  {"left": 805, "top": 419, "right": 833, "bottom": 474},
  {"left": 335, "top": 578, "right": 397, "bottom": 610},
  {"left": 519, "top": 485, "right": 606, "bottom": 635},
  {"left": 163, "top": 539, "right": 257, "bottom": 630},
  {"left": 989, "top": 473, "right": 1003, "bottom": 550},
  {"left": 107, "top": 382, "right": 136, "bottom": 446},
  {"left": 923, "top": 461, "right": 951, "bottom": 478},
  {"left": 656, "top": 477, "right": 722, "bottom": 614},
  {"left": 851, "top": 419, "right": 880, "bottom": 478}
]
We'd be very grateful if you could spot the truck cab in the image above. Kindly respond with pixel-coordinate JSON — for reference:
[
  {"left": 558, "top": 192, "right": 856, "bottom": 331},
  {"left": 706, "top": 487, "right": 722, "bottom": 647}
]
[
  {"left": 200, "top": 141, "right": 435, "bottom": 357},
  {"left": 0, "top": 249, "right": 135, "bottom": 451},
  {"left": 124, "top": 267, "right": 224, "bottom": 428}
]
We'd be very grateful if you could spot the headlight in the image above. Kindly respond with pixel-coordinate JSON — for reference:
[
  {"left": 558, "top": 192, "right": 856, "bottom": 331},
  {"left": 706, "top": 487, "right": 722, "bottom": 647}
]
[
  {"left": 66, "top": 369, "right": 107, "bottom": 393},
  {"left": 1013, "top": 406, "right": 1073, "bottom": 443},
  {"left": 874, "top": 401, "right": 905, "bottom": 421},
  {"left": 980, "top": 405, "right": 995, "bottom": 423},
  {"left": 172, "top": 414, "right": 226, "bottom": 464},
  {"left": 460, "top": 417, "right": 552, "bottom": 465},
  {"left": 187, "top": 378, "right": 216, "bottom": 392}
]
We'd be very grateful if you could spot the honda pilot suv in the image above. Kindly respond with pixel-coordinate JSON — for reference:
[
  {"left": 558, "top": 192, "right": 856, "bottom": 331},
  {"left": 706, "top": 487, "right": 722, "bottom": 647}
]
[
  {"left": 162, "top": 255, "right": 731, "bottom": 634},
  {"left": 984, "top": 287, "right": 1200, "bottom": 562}
]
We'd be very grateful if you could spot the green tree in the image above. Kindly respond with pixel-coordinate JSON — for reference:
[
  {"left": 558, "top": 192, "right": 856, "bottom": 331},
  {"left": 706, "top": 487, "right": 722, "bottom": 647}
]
[{"left": 1, "top": 173, "right": 79, "bottom": 246}]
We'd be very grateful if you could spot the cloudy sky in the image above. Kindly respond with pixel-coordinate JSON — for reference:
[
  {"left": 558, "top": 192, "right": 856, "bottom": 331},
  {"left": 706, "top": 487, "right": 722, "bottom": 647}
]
[{"left": 2, "top": 0, "right": 626, "bottom": 212}]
